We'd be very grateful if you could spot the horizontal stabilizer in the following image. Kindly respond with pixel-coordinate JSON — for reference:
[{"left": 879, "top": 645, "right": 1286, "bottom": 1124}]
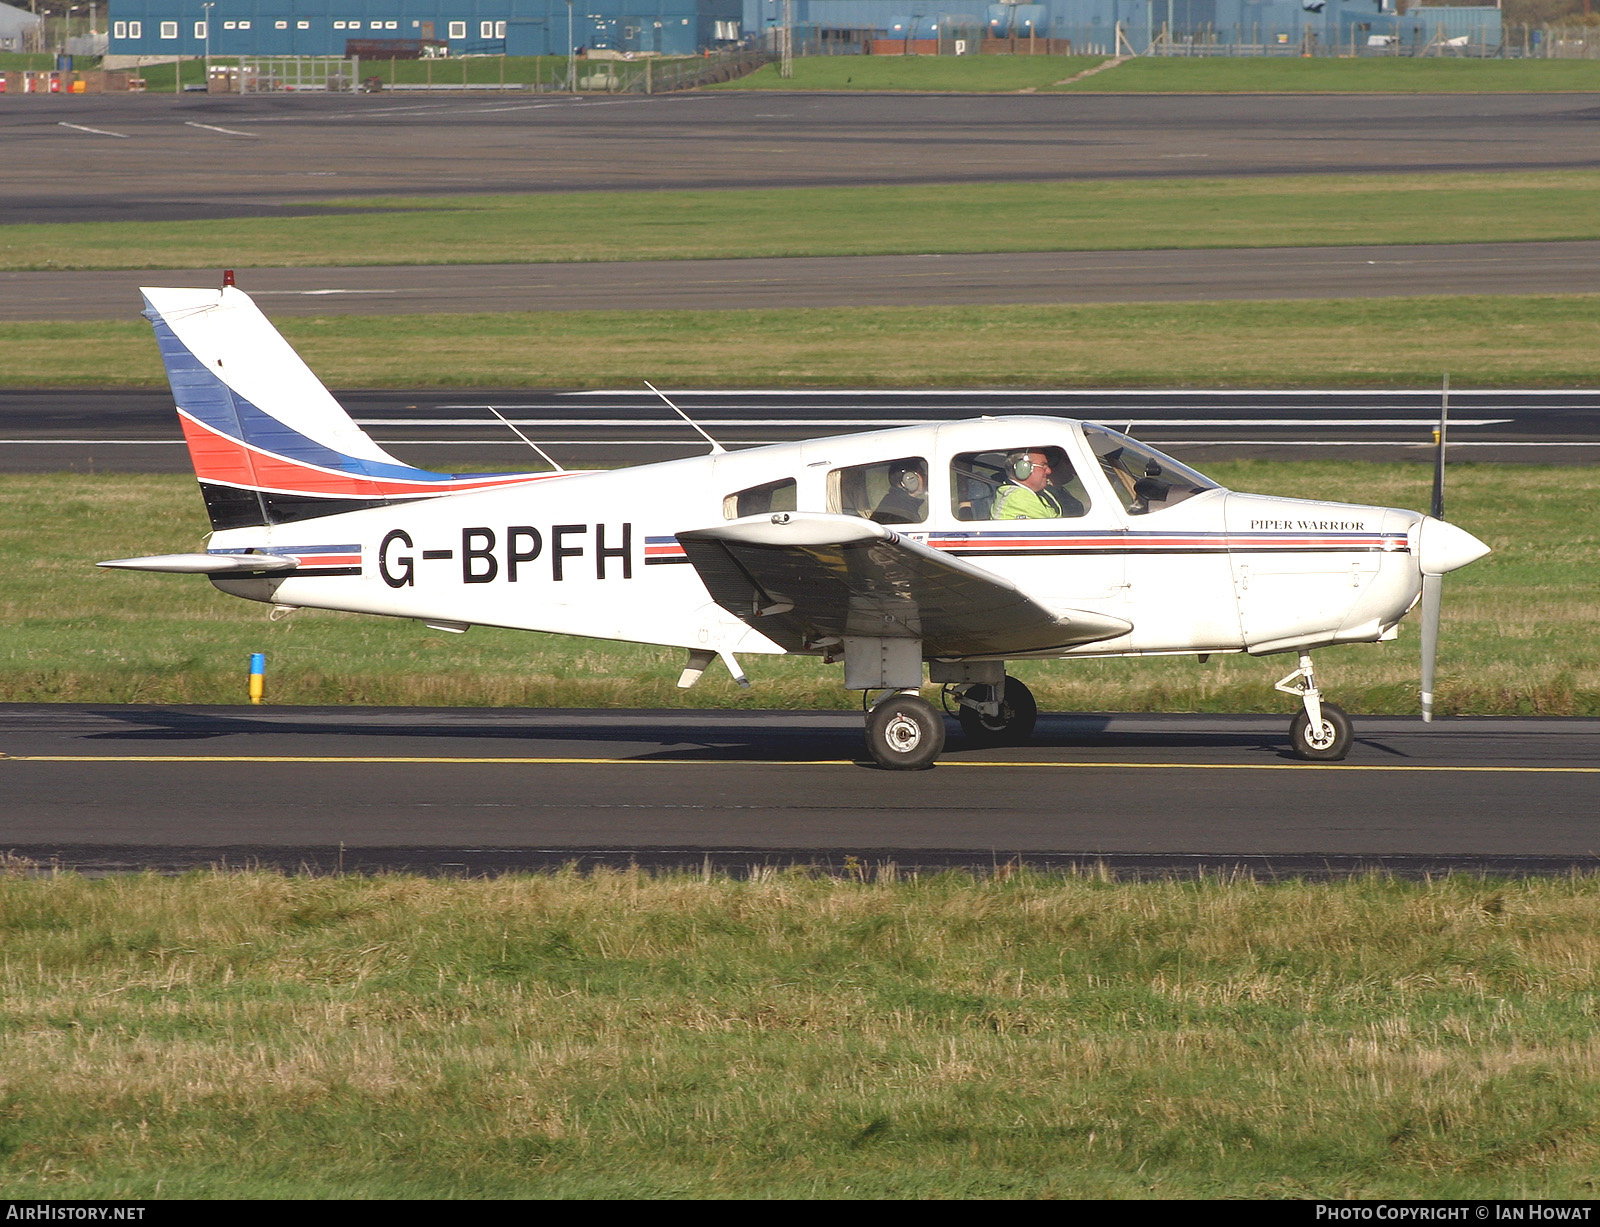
[
  {"left": 677, "top": 513, "right": 1130, "bottom": 657},
  {"left": 97, "top": 553, "right": 299, "bottom": 575}
]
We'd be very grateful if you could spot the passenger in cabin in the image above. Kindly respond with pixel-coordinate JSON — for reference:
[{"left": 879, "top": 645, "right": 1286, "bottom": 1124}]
[
  {"left": 870, "top": 461, "right": 929, "bottom": 525},
  {"left": 993, "top": 449, "right": 1065, "bottom": 520}
]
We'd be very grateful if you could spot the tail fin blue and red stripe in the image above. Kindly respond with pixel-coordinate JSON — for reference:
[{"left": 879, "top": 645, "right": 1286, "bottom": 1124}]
[{"left": 142, "top": 284, "right": 556, "bottom": 530}]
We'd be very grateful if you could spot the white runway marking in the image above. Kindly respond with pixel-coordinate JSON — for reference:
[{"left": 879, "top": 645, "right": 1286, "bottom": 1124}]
[
  {"left": 0, "top": 439, "right": 186, "bottom": 445},
  {"left": 12, "top": 439, "right": 1596, "bottom": 450},
  {"left": 566, "top": 388, "right": 1600, "bottom": 398},
  {"left": 57, "top": 122, "right": 127, "bottom": 139},
  {"left": 357, "top": 417, "right": 1512, "bottom": 429},
  {"left": 183, "top": 121, "right": 258, "bottom": 137}
]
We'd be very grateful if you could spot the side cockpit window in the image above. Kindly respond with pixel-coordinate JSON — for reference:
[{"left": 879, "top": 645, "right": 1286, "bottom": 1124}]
[
  {"left": 950, "top": 448, "right": 1090, "bottom": 521},
  {"left": 723, "top": 477, "right": 797, "bottom": 520},
  {"left": 828, "top": 457, "right": 928, "bottom": 525},
  {"left": 1083, "top": 425, "right": 1217, "bottom": 516}
]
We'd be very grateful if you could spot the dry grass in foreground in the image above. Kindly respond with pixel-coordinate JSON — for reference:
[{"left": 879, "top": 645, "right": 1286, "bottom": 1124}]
[{"left": 0, "top": 867, "right": 1597, "bottom": 1198}]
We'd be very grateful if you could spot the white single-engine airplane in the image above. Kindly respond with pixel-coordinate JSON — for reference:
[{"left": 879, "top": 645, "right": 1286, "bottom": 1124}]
[{"left": 102, "top": 280, "right": 1491, "bottom": 769}]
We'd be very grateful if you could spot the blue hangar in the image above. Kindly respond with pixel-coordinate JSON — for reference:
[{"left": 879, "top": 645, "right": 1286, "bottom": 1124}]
[{"left": 106, "top": 1, "right": 746, "bottom": 58}]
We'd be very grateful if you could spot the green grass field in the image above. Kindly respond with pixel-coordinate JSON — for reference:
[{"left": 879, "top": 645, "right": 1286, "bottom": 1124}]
[
  {"left": 721, "top": 54, "right": 1600, "bottom": 94},
  {"left": 1054, "top": 55, "right": 1600, "bottom": 93},
  {"left": 8, "top": 50, "right": 1596, "bottom": 96},
  {"left": 7, "top": 170, "right": 1599, "bottom": 272},
  {"left": 0, "top": 52, "right": 60, "bottom": 72},
  {"left": 5, "top": 462, "right": 1593, "bottom": 716},
  {"left": 0, "top": 868, "right": 1598, "bottom": 1197},
  {"left": 715, "top": 53, "right": 1107, "bottom": 92},
  {"left": 6, "top": 293, "right": 1597, "bottom": 389}
]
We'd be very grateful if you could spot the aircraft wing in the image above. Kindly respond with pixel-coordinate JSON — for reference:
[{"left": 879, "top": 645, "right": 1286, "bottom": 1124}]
[
  {"left": 676, "top": 514, "right": 1130, "bottom": 657},
  {"left": 97, "top": 553, "right": 298, "bottom": 575}
]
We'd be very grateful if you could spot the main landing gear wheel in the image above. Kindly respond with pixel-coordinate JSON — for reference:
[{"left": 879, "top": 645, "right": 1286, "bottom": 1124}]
[
  {"left": 865, "top": 694, "right": 946, "bottom": 771},
  {"left": 1290, "top": 702, "right": 1352, "bottom": 762},
  {"left": 956, "top": 676, "right": 1038, "bottom": 748}
]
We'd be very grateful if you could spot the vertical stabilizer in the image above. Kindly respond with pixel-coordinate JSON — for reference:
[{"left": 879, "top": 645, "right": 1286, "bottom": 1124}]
[{"left": 142, "top": 285, "right": 553, "bottom": 530}]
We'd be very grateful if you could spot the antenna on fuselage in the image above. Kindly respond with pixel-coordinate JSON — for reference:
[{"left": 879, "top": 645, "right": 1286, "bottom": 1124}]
[
  {"left": 645, "top": 380, "right": 726, "bottom": 455},
  {"left": 483, "top": 404, "right": 566, "bottom": 473}
]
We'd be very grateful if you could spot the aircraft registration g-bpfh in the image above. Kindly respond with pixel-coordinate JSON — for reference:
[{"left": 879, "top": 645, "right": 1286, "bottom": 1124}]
[{"left": 103, "top": 280, "right": 1491, "bottom": 770}]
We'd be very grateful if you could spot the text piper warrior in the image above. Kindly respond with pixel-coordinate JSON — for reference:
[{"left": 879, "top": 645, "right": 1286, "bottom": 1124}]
[{"left": 102, "top": 282, "right": 1490, "bottom": 770}]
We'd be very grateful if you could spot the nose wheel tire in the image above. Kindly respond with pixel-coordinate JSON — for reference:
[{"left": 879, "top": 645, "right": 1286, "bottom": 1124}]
[
  {"left": 1289, "top": 702, "right": 1352, "bottom": 761},
  {"left": 956, "top": 676, "right": 1038, "bottom": 748},
  {"left": 866, "top": 694, "right": 946, "bottom": 770}
]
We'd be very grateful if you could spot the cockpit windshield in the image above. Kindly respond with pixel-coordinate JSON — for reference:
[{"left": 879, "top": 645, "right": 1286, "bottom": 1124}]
[{"left": 1082, "top": 425, "right": 1219, "bottom": 516}]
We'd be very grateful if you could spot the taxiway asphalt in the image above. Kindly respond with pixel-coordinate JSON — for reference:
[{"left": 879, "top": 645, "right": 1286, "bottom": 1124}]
[
  {"left": 7, "top": 91, "right": 1600, "bottom": 222},
  {"left": 5, "top": 386, "right": 1597, "bottom": 471},
  {"left": 8, "top": 240, "right": 1600, "bottom": 321},
  {"left": 2, "top": 706, "right": 1596, "bottom": 876}
]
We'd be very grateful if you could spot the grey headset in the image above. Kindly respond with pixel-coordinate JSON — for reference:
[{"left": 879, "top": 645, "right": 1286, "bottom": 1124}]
[{"left": 1008, "top": 453, "right": 1039, "bottom": 481}]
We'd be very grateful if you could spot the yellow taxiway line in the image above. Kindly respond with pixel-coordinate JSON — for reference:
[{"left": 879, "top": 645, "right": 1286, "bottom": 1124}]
[{"left": 1, "top": 753, "right": 1597, "bottom": 773}]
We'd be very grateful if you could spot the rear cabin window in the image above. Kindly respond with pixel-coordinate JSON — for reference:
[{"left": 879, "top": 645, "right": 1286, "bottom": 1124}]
[
  {"left": 723, "top": 477, "right": 797, "bottom": 520},
  {"left": 950, "top": 448, "right": 1091, "bottom": 521},
  {"left": 828, "top": 457, "right": 928, "bottom": 525},
  {"left": 1082, "top": 425, "right": 1217, "bottom": 516}
]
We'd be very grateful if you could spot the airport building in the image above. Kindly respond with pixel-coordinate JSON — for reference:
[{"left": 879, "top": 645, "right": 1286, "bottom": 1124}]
[
  {"left": 0, "top": 2, "right": 44, "bottom": 51},
  {"left": 745, "top": 1, "right": 1503, "bottom": 54},
  {"left": 102, "top": 0, "right": 1500, "bottom": 60},
  {"left": 105, "top": 0, "right": 746, "bottom": 58}
]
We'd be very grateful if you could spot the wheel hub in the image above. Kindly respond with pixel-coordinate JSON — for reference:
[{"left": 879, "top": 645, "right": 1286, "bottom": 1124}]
[
  {"left": 1304, "top": 720, "right": 1337, "bottom": 751},
  {"left": 884, "top": 714, "right": 922, "bottom": 753}
]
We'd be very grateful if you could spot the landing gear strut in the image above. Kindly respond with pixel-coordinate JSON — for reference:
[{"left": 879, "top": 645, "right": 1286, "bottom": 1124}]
[
  {"left": 949, "top": 675, "right": 1038, "bottom": 748},
  {"left": 865, "top": 691, "right": 945, "bottom": 770},
  {"left": 1276, "top": 652, "right": 1353, "bottom": 761}
]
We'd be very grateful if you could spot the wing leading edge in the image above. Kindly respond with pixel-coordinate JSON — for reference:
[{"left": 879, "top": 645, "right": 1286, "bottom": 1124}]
[{"left": 676, "top": 513, "right": 1130, "bottom": 658}]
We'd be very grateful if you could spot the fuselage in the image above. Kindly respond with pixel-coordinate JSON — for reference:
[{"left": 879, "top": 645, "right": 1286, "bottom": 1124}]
[{"left": 204, "top": 415, "right": 1445, "bottom": 665}]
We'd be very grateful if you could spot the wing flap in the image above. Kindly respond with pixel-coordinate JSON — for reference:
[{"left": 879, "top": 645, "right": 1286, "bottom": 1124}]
[{"left": 676, "top": 514, "right": 1130, "bottom": 657}]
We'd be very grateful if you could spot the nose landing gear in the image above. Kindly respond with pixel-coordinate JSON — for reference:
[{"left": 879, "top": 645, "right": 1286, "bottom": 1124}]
[{"left": 1276, "top": 652, "right": 1353, "bottom": 761}]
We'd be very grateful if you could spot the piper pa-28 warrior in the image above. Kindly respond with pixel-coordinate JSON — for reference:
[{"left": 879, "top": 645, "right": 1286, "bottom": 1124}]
[{"left": 103, "top": 280, "right": 1491, "bottom": 770}]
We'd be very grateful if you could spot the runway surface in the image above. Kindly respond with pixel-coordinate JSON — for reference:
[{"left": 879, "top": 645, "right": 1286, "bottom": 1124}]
[
  {"left": 6, "top": 91, "right": 1599, "bottom": 222},
  {"left": 9, "top": 239, "right": 1600, "bottom": 321},
  {"left": 5, "top": 386, "right": 1597, "bottom": 471},
  {"left": 2, "top": 705, "right": 1596, "bottom": 876}
]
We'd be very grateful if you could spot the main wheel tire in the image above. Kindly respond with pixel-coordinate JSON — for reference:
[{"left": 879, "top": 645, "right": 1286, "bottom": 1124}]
[
  {"left": 956, "top": 676, "right": 1039, "bottom": 748},
  {"left": 865, "top": 694, "right": 946, "bottom": 770},
  {"left": 1289, "top": 702, "right": 1352, "bottom": 761}
]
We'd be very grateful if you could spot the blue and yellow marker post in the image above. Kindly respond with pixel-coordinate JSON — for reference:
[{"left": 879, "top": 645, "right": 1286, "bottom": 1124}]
[{"left": 248, "top": 652, "right": 266, "bottom": 705}]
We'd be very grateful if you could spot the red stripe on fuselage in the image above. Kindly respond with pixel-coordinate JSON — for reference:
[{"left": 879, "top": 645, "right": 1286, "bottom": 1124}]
[{"left": 178, "top": 412, "right": 561, "bottom": 499}]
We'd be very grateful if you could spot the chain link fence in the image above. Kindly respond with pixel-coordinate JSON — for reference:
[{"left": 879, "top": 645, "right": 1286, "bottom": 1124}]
[
  {"left": 240, "top": 57, "right": 360, "bottom": 92},
  {"left": 557, "top": 47, "right": 774, "bottom": 93}
]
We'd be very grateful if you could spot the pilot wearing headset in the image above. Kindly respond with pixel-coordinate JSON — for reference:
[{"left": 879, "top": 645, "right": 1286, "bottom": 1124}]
[
  {"left": 993, "top": 449, "right": 1064, "bottom": 520},
  {"left": 870, "top": 461, "right": 929, "bottom": 524}
]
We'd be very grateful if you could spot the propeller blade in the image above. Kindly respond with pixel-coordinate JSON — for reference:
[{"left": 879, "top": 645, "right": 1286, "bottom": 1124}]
[
  {"left": 1430, "top": 374, "right": 1449, "bottom": 521},
  {"left": 1420, "top": 571, "right": 1442, "bottom": 723}
]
